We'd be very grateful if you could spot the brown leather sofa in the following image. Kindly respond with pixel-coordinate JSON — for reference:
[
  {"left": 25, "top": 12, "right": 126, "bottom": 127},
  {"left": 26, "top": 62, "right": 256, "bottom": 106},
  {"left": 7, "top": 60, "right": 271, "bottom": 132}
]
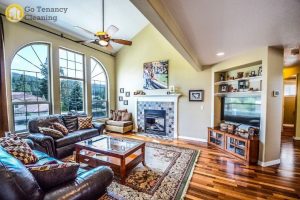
[
  {"left": 0, "top": 140, "right": 113, "bottom": 200},
  {"left": 27, "top": 115, "right": 105, "bottom": 158}
]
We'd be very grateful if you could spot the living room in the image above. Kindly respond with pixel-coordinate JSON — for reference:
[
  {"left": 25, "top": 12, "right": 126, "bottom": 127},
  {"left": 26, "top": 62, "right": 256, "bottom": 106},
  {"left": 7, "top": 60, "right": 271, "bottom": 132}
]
[{"left": 0, "top": 0, "right": 300, "bottom": 200}]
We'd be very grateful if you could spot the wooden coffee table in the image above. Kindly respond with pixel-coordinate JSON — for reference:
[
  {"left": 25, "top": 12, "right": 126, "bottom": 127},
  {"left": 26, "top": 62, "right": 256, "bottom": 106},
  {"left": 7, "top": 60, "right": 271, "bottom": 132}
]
[{"left": 75, "top": 135, "right": 145, "bottom": 184}]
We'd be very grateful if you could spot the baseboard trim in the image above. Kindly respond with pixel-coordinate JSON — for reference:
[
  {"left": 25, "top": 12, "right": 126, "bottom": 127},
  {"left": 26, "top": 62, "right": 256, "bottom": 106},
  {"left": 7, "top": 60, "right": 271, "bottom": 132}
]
[
  {"left": 257, "top": 159, "right": 280, "bottom": 167},
  {"left": 178, "top": 136, "right": 207, "bottom": 143},
  {"left": 293, "top": 136, "right": 300, "bottom": 141}
]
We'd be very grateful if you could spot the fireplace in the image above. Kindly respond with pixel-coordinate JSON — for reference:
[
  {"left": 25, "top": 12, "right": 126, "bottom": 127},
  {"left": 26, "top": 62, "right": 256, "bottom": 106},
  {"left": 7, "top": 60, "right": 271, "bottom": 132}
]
[{"left": 144, "top": 109, "right": 166, "bottom": 136}]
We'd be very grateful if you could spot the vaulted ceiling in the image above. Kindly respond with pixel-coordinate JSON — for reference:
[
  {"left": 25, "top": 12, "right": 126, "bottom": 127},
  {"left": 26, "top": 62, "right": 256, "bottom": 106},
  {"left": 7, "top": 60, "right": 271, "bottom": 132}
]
[
  {"left": 132, "top": 0, "right": 300, "bottom": 69},
  {"left": 0, "top": 0, "right": 149, "bottom": 54}
]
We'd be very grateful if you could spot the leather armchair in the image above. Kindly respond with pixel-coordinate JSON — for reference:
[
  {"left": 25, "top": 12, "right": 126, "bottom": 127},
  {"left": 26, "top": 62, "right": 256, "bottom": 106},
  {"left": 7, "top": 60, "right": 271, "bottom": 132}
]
[
  {"left": 44, "top": 166, "right": 112, "bottom": 200},
  {"left": 0, "top": 145, "right": 114, "bottom": 200}
]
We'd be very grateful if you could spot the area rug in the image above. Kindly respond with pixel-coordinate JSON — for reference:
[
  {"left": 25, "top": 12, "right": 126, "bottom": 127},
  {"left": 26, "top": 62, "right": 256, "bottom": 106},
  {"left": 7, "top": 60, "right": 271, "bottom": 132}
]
[{"left": 64, "top": 142, "right": 199, "bottom": 200}]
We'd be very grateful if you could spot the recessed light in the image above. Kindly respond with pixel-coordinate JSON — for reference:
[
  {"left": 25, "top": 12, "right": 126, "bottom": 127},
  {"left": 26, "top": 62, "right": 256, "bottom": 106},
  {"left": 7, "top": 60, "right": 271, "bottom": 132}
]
[{"left": 216, "top": 52, "right": 225, "bottom": 56}]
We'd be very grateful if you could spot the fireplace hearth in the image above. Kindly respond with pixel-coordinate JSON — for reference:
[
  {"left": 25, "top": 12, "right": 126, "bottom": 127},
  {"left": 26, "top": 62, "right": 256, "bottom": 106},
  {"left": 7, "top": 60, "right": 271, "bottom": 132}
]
[{"left": 144, "top": 109, "right": 166, "bottom": 136}]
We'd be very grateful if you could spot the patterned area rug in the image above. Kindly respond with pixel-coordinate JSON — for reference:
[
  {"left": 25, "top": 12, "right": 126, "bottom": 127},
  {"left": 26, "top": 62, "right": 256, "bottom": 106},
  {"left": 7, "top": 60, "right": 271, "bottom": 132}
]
[{"left": 65, "top": 142, "right": 199, "bottom": 200}]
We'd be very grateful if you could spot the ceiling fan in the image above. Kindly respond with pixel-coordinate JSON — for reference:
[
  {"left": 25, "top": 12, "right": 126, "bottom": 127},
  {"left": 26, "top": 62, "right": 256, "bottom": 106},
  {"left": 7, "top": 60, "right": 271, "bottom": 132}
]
[{"left": 74, "top": 0, "right": 132, "bottom": 51}]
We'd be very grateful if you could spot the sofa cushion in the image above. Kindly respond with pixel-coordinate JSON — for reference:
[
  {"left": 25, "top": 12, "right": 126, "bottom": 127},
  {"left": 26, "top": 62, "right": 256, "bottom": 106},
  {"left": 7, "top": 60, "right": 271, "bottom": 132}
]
[
  {"left": 27, "top": 162, "right": 80, "bottom": 190},
  {"left": 55, "top": 132, "right": 82, "bottom": 148},
  {"left": 0, "top": 147, "right": 43, "bottom": 200},
  {"left": 32, "top": 150, "right": 62, "bottom": 166},
  {"left": 106, "top": 120, "right": 133, "bottom": 127},
  {"left": 116, "top": 109, "right": 128, "bottom": 121},
  {"left": 62, "top": 115, "right": 78, "bottom": 132},
  {"left": 52, "top": 122, "right": 69, "bottom": 135},
  {"left": 39, "top": 127, "right": 64, "bottom": 139},
  {"left": 121, "top": 112, "right": 132, "bottom": 121},
  {"left": 55, "top": 129, "right": 98, "bottom": 148},
  {"left": 78, "top": 116, "right": 93, "bottom": 130},
  {"left": 0, "top": 136, "right": 38, "bottom": 165}
]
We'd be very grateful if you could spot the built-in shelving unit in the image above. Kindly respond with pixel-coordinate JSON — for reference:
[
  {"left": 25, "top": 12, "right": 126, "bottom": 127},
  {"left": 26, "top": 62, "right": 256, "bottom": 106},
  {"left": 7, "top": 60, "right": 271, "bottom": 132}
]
[
  {"left": 214, "top": 76, "right": 262, "bottom": 86},
  {"left": 215, "top": 91, "right": 261, "bottom": 97}
]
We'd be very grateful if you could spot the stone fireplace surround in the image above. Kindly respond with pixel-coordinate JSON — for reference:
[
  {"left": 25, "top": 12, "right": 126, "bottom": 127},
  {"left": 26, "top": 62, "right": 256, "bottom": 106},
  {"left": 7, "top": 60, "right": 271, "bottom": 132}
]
[{"left": 134, "top": 94, "right": 181, "bottom": 138}]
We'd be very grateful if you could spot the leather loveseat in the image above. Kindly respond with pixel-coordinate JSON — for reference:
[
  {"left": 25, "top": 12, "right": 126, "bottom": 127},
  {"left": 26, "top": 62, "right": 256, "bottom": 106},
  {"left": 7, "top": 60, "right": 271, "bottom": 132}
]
[
  {"left": 0, "top": 140, "right": 113, "bottom": 200},
  {"left": 27, "top": 115, "right": 105, "bottom": 158}
]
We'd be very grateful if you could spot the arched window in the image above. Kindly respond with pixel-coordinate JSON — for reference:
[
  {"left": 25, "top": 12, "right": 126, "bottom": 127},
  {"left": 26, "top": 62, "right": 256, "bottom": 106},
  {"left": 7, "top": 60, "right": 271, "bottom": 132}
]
[
  {"left": 11, "top": 43, "right": 50, "bottom": 132},
  {"left": 91, "top": 58, "right": 108, "bottom": 118}
]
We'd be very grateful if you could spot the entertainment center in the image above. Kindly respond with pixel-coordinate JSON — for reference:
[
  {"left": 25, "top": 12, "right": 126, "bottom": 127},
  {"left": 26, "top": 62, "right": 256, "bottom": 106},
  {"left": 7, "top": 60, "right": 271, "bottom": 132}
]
[{"left": 209, "top": 61, "right": 262, "bottom": 164}]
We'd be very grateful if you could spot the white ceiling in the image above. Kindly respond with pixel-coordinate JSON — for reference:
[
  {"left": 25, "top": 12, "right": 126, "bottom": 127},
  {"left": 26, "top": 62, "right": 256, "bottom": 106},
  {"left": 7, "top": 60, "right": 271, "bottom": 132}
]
[
  {"left": 160, "top": 0, "right": 300, "bottom": 65},
  {"left": 0, "top": 0, "right": 149, "bottom": 54}
]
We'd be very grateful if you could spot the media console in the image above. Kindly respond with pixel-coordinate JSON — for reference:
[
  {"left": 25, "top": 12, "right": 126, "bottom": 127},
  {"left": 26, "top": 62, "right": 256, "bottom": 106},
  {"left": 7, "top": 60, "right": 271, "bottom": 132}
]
[{"left": 208, "top": 127, "right": 259, "bottom": 164}]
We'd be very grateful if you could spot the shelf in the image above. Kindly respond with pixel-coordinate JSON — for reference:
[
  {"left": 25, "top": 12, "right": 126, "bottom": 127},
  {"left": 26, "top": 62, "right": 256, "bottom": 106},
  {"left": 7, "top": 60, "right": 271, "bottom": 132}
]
[
  {"left": 214, "top": 91, "right": 261, "bottom": 96},
  {"left": 214, "top": 76, "right": 262, "bottom": 85}
]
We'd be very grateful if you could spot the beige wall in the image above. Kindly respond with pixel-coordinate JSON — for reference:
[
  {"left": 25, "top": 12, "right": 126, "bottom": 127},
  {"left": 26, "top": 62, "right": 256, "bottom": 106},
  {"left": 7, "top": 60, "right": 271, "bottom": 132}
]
[
  {"left": 3, "top": 18, "right": 116, "bottom": 131},
  {"left": 115, "top": 24, "right": 211, "bottom": 141},
  {"left": 264, "top": 48, "right": 283, "bottom": 162}
]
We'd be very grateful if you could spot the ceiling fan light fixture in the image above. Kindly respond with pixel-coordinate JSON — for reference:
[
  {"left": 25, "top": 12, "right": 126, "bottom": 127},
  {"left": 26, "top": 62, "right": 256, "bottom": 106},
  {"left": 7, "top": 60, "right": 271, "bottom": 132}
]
[
  {"left": 99, "top": 40, "right": 108, "bottom": 46},
  {"left": 216, "top": 52, "right": 225, "bottom": 56}
]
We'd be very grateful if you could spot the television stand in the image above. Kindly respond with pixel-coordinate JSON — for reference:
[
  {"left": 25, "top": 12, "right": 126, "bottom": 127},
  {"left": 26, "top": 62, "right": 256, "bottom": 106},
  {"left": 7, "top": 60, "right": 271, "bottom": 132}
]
[{"left": 208, "top": 127, "right": 259, "bottom": 164}]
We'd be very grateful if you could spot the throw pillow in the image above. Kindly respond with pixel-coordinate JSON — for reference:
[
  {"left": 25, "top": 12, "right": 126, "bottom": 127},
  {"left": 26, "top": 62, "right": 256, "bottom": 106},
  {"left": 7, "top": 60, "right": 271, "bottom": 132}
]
[
  {"left": 116, "top": 109, "right": 128, "bottom": 121},
  {"left": 121, "top": 112, "right": 132, "bottom": 121},
  {"left": 27, "top": 162, "right": 79, "bottom": 190},
  {"left": 110, "top": 110, "right": 118, "bottom": 121},
  {"left": 0, "top": 136, "right": 38, "bottom": 164},
  {"left": 62, "top": 115, "right": 78, "bottom": 132},
  {"left": 52, "top": 122, "right": 69, "bottom": 135},
  {"left": 39, "top": 127, "right": 64, "bottom": 139},
  {"left": 78, "top": 116, "right": 93, "bottom": 130}
]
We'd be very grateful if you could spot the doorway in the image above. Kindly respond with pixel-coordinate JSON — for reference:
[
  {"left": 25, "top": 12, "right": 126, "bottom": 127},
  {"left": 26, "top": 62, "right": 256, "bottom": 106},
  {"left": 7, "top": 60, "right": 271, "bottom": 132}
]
[{"left": 282, "top": 76, "right": 297, "bottom": 137}]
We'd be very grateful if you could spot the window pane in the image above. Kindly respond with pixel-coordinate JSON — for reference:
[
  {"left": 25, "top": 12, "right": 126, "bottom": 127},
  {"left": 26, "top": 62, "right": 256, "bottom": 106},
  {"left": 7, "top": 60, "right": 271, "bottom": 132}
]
[
  {"left": 13, "top": 103, "right": 49, "bottom": 132},
  {"left": 67, "top": 51, "right": 75, "bottom": 61},
  {"left": 59, "top": 48, "right": 84, "bottom": 80},
  {"left": 59, "top": 49, "right": 67, "bottom": 59},
  {"left": 91, "top": 58, "right": 108, "bottom": 118},
  {"left": 13, "top": 104, "right": 26, "bottom": 132},
  {"left": 11, "top": 43, "right": 51, "bottom": 132},
  {"left": 60, "top": 58, "right": 67, "bottom": 68},
  {"left": 60, "top": 79, "right": 84, "bottom": 113},
  {"left": 68, "top": 60, "right": 75, "bottom": 69},
  {"left": 76, "top": 70, "right": 83, "bottom": 79},
  {"left": 284, "top": 84, "right": 296, "bottom": 96},
  {"left": 75, "top": 54, "right": 83, "bottom": 63},
  {"left": 92, "top": 101, "right": 108, "bottom": 118}
]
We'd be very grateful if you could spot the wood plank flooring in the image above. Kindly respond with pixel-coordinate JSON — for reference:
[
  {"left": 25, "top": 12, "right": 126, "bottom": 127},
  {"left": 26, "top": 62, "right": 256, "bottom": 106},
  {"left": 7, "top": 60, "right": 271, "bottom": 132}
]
[{"left": 107, "top": 133, "right": 300, "bottom": 200}]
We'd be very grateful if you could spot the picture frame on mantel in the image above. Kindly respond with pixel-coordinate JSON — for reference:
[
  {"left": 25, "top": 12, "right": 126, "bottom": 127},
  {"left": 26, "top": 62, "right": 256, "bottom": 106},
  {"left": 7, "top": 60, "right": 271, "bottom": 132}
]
[{"left": 189, "top": 90, "right": 204, "bottom": 102}]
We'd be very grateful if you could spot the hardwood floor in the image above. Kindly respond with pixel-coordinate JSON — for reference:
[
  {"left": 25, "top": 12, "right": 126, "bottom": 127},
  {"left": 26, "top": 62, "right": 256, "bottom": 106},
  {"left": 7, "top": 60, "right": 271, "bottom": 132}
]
[{"left": 107, "top": 133, "right": 300, "bottom": 200}]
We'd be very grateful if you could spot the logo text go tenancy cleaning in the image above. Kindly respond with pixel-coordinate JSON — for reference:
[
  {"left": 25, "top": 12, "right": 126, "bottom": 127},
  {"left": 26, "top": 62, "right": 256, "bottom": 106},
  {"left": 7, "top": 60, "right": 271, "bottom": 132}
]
[{"left": 24, "top": 6, "right": 68, "bottom": 22}]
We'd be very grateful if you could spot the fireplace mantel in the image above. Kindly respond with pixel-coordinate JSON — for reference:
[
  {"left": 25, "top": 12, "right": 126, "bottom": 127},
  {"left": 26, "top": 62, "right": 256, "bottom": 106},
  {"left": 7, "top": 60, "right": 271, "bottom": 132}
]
[{"left": 133, "top": 93, "right": 182, "bottom": 138}]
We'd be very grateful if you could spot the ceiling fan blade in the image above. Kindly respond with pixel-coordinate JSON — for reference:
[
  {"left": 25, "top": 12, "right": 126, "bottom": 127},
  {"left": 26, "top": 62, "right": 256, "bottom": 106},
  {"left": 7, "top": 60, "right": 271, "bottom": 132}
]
[
  {"left": 111, "top": 39, "right": 132, "bottom": 46},
  {"left": 106, "top": 25, "right": 119, "bottom": 36},
  {"left": 74, "top": 26, "right": 96, "bottom": 36}
]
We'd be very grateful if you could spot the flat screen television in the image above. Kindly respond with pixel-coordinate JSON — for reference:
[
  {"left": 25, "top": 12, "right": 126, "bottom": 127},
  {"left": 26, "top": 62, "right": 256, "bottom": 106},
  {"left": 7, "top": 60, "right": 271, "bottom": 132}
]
[{"left": 221, "top": 96, "right": 261, "bottom": 127}]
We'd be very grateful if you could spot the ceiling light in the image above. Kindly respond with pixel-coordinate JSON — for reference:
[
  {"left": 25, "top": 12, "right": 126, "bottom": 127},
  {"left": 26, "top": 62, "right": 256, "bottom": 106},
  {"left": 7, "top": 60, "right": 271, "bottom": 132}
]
[
  {"left": 99, "top": 40, "right": 108, "bottom": 46},
  {"left": 216, "top": 52, "right": 225, "bottom": 56}
]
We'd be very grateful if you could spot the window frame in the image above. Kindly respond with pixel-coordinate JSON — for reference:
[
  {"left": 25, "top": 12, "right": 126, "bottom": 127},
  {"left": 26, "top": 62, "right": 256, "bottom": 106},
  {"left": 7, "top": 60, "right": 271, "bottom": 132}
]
[
  {"left": 59, "top": 47, "right": 86, "bottom": 114},
  {"left": 90, "top": 57, "right": 109, "bottom": 119},
  {"left": 10, "top": 42, "right": 52, "bottom": 133}
]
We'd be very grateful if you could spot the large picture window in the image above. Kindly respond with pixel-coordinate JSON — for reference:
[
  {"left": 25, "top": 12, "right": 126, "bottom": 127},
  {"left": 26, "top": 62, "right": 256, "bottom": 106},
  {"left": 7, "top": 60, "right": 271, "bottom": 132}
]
[
  {"left": 11, "top": 43, "right": 51, "bottom": 132},
  {"left": 91, "top": 58, "right": 108, "bottom": 118},
  {"left": 59, "top": 48, "right": 84, "bottom": 113}
]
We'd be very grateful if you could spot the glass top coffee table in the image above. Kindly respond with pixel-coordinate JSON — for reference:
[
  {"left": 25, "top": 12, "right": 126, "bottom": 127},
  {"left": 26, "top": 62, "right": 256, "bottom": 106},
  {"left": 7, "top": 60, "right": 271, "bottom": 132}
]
[{"left": 75, "top": 135, "right": 145, "bottom": 184}]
